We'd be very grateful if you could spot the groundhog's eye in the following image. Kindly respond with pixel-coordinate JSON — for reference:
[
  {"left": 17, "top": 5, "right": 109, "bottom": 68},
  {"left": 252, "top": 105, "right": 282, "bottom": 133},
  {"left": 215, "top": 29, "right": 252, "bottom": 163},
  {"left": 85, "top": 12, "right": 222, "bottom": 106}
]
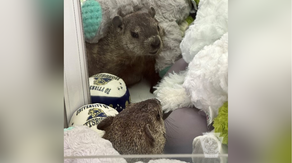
[
  {"left": 131, "top": 31, "right": 139, "bottom": 38},
  {"left": 157, "top": 25, "right": 160, "bottom": 31},
  {"left": 156, "top": 113, "right": 161, "bottom": 120}
]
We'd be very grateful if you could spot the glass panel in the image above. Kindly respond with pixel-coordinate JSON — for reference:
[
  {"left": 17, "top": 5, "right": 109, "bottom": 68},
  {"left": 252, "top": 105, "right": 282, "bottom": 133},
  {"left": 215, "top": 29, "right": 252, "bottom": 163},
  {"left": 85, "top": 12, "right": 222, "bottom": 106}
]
[
  {"left": 64, "top": 0, "right": 228, "bottom": 162},
  {"left": 64, "top": 154, "right": 228, "bottom": 163}
]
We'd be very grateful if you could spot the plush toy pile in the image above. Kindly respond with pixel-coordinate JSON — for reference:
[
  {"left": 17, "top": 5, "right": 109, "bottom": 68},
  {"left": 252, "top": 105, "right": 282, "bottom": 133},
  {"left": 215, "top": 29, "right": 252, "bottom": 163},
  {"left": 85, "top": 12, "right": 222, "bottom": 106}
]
[
  {"left": 67, "top": 0, "right": 228, "bottom": 161},
  {"left": 154, "top": 0, "right": 228, "bottom": 159}
]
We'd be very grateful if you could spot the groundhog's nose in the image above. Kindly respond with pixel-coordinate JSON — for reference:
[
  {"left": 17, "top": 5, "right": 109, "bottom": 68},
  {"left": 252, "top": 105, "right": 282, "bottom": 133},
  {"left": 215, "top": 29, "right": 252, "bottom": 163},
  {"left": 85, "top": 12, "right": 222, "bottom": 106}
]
[{"left": 151, "top": 36, "right": 161, "bottom": 49}]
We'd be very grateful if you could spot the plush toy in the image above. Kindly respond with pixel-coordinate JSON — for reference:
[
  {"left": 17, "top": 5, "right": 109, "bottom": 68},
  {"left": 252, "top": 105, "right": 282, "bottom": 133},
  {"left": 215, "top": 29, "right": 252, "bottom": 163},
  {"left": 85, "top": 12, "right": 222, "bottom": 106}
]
[
  {"left": 81, "top": 0, "right": 192, "bottom": 74},
  {"left": 154, "top": 0, "right": 228, "bottom": 125},
  {"left": 213, "top": 101, "right": 228, "bottom": 145},
  {"left": 154, "top": 0, "right": 228, "bottom": 161}
]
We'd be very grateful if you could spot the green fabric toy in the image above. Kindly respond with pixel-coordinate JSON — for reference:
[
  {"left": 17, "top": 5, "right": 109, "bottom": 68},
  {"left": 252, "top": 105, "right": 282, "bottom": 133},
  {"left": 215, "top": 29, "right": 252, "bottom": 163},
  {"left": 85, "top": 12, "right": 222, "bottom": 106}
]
[
  {"left": 81, "top": 0, "right": 103, "bottom": 40},
  {"left": 213, "top": 101, "right": 228, "bottom": 144}
]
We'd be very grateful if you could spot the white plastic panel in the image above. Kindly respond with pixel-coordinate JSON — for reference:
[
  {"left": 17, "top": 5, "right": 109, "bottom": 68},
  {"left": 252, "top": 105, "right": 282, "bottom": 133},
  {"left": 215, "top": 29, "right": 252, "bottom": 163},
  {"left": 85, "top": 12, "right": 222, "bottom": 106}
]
[{"left": 64, "top": 0, "right": 90, "bottom": 123}]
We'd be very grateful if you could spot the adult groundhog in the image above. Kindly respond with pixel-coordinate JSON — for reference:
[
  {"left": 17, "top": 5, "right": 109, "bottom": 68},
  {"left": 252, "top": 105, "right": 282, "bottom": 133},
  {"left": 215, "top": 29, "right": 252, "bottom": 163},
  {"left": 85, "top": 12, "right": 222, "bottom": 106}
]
[
  {"left": 86, "top": 7, "right": 164, "bottom": 92},
  {"left": 97, "top": 98, "right": 166, "bottom": 163}
]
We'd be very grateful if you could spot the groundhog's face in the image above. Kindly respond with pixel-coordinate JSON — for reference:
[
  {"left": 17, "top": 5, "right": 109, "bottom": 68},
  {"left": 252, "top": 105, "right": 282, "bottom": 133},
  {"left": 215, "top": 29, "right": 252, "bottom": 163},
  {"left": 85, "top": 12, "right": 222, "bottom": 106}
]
[{"left": 112, "top": 8, "right": 164, "bottom": 56}]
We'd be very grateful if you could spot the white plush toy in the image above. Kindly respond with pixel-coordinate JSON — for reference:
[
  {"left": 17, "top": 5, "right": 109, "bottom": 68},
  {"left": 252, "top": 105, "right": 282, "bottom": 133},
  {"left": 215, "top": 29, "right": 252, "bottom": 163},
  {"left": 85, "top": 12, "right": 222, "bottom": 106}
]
[
  {"left": 81, "top": 0, "right": 192, "bottom": 72},
  {"left": 154, "top": 0, "right": 228, "bottom": 161},
  {"left": 154, "top": 0, "right": 228, "bottom": 126}
]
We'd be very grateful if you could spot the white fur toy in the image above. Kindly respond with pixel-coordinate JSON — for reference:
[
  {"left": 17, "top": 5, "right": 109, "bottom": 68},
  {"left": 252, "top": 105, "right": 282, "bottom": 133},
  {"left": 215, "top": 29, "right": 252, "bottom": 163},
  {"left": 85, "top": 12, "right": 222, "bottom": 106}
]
[
  {"left": 154, "top": 0, "right": 228, "bottom": 125},
  {"left": 180, "top": 0, "right": 228, "bottom": 63}
]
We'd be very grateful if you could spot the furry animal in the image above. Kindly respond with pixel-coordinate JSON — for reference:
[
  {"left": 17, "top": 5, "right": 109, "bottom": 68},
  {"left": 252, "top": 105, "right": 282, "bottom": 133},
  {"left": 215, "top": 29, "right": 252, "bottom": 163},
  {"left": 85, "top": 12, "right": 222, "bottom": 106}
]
[
  {"left": 97, "top": 98, "right": 166, "bottom": 163},
  {"left": 82, "top": 0, "right": 192, "bottom": 72},
  {"left": 86, "top": 7, "right": 164, "bottom": 90}
]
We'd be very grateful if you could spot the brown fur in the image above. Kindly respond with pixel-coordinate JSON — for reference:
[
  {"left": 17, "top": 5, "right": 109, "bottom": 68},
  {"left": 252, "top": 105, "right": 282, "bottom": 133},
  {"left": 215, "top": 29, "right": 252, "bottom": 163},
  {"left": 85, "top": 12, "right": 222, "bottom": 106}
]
[
  {"left": 86, "top": 8, "right": 163, "bottom": 91},
  {"left": 97, "top": 99, "right": 166, "bottom": 163}
]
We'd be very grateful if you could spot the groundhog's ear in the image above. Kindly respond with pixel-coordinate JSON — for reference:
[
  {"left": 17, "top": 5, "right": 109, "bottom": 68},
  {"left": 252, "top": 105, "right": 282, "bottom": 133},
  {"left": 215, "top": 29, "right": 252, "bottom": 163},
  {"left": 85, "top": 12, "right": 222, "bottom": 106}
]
[
  {"left": 148, "top": 7, "right": 156, "bottom": 18},
  {"left": 97, "top": 117, "right": 114, "bottom": 130},
  {"left": 144, "top": 124, "right": 155, "bottom": 147},
  {"left": 112, "top": 16, "right": 124, "bottom": 32}
]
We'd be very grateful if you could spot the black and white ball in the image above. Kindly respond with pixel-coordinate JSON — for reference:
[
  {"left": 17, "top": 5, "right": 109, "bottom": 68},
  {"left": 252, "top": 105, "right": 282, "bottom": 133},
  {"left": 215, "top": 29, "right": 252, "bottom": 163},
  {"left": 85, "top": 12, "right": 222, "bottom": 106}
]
[
  {"left": 89, "top": 73, "right": 131, "bottom": 112},
  {"left": 69, "top": 103, "right": 118, "bottom": 137}
]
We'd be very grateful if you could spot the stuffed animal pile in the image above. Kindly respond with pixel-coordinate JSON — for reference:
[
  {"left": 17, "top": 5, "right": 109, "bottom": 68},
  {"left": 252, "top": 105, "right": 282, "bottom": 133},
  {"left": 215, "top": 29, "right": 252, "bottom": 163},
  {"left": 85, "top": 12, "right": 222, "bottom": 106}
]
[
  {"left": 154, "top": 0, "right": 228, "bottom": 159},
  {"left": 70, "top": 0, "right": 229, "bottom": 162}
]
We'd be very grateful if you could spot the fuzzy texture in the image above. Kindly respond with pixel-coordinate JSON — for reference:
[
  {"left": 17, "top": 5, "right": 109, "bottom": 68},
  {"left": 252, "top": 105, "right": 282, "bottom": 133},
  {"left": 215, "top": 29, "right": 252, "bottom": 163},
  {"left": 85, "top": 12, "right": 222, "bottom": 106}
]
[
  {"left": 213, "top": 101, "right": 228, "bottom": 144},
  {"left": 82, "top": 0, "right": 191, "bottom": 71},
  {"left": 154, "top": 71, "right": 192, "bottom": 113},
  {"left": 82, "top": 0, "right": 103, "bottom": 40},
  {"left": 183, "top": 33, "right": 228, "bottom": 120},
  {"left": 154, "top": 0, "right": 228, "bottom": 115},
  {"left": 86, "top": 8, "right": 163, "bottom": 89},
  {"left": 155, "top": 33, "right": 228, "bottom": 115},
  {"left": 180, "top": 0, "right": 228, "bottom": 63},
  {"left": 97, "top": 99, "right": 166, "bottom": 163},
  {"left": 64, "top": 125, "right": 127, "bottom": 163},
  {"left": 64, "top": 126, "right": 189, "bottom": 163}
]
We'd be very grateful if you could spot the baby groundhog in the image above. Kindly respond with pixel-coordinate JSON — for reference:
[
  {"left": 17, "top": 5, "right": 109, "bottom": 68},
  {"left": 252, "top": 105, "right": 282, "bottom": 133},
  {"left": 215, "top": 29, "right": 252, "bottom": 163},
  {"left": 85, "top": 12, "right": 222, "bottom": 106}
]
[
  {"left": 97, "top": 99, "right": 166, "bottom": 163},
  {"left": 86, "top": 7, "right": 164, "bottom": 91}
]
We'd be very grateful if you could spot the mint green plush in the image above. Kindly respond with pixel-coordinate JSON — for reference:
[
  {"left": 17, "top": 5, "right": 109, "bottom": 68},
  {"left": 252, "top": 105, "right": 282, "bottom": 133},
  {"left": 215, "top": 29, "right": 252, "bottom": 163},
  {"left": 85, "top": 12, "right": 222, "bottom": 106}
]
[
  {"left": 64, "top": 126, "right": 74, "bottom": 131},
  {"left": 82, "top": 0, "right": 102, "bottom": 40},
  {"left": 213, "top": 101, "right": 228, "bottom": 144},
  {"left": 159, "top": 66, "right": 172, "bottom": 78}
]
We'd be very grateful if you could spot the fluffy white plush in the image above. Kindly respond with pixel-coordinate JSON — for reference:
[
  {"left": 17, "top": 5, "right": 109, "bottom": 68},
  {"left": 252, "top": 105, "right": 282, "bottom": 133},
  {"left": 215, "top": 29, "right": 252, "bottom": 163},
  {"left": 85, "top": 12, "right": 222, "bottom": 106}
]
[
  {"left": 180, "top": 0, "right": 228, "bottom": 63},
  {"left": 155, "top": 0, "right": 228, "bottom": 121},
  {"left": 154, "top": 71, "right": 192, "bottom": 113},
  {"left": 64, "top": 126, "right": 127, "bottom": 163},
  {"left": 183, "top": 33, "right": 228, "bottom": 122},
  {"left": 83, "top": 0, "right": 191, "bottom": 71}
]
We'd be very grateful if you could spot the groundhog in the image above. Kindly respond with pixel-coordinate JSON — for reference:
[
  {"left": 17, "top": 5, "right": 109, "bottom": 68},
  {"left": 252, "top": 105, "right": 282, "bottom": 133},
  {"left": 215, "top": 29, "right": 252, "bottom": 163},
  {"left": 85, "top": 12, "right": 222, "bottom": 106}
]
[
  {"left": 86, "top": 7, "right": 164, "bottom": 92},
  {"left": 97, "top": 98, "right": 166, "bottom": 163}
]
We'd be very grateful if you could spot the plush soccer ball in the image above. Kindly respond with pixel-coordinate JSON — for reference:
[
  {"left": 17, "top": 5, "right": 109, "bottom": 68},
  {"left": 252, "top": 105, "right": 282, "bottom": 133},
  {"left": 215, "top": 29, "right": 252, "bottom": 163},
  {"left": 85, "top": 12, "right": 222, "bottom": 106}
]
[
  {"left": 69, "top": 103, "right": 118, "bottom": 137},
  {"left": 89, "top": 73, "right": 131, "bottom": 112}
]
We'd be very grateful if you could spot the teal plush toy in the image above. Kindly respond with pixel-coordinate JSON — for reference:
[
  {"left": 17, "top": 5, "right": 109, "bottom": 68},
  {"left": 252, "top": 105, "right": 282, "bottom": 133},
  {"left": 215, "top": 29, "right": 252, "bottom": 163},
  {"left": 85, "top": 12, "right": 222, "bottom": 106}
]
[
  {"left": 213, "top": 101, "right": 228, "bottom": 145},
  {"left": 81, "top": 0, "right": 102, "bottom": 40}
]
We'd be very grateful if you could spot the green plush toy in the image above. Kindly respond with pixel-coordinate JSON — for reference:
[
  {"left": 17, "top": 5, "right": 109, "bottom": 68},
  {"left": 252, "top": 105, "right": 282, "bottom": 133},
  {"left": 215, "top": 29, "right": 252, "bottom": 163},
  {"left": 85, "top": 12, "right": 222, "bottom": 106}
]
[{"left": 213, "top": 101, "right": 228, "bottom": 145}]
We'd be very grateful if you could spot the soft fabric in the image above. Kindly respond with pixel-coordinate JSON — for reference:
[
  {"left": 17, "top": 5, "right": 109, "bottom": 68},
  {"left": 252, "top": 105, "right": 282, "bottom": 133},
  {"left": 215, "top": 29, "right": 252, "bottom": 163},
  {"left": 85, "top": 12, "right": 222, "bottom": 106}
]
[
  {"left": 180, "top": 0, "right": 228, "bottom": 63},
  {"left": 154, "top": 58, "right": 192, "bottom": 113},
  {"left": 81, "top": 0, "right": 192, "bottom": 72},
  {"left": 82, "top": 0, "right": 103, "bottom": 40},
  {"left": 64, "top": 125, "right": 127, "bottom": 163},
  {"left": 64, "top": 125, "right": 191, "bottom": 163},
  {"left": 155, "top": 32, "right": 228, "bottom": 121},
  {"left": 154, "top": 0, "right": 228, "bottom": 119},
  {"left": 183, "top": 33, "right": 228, "bottom": 125},
  {"left": 164, "top": 107, "right": 209, "bottom": 162},
  {"left": 213, "top": 101, "right": 228, "bottom": 145}
]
